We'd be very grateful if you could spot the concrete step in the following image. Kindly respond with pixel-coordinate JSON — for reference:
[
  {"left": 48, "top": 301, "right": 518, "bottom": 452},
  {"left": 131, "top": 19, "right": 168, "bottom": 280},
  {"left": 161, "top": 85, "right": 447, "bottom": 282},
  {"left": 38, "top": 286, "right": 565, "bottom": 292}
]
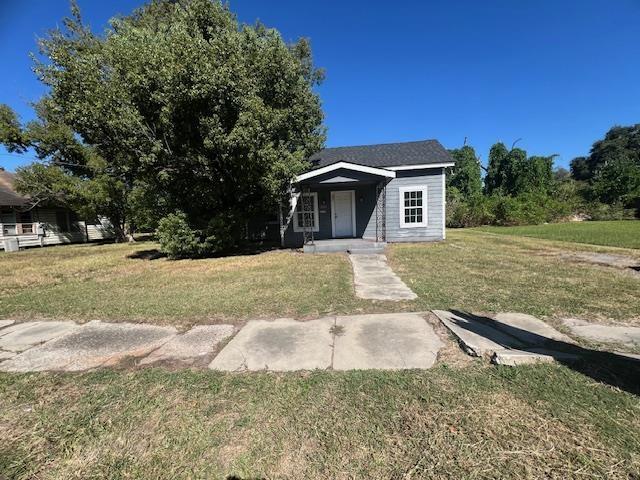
[
  {"left": 347, "top": 247, "right": 385, "bottom": 254},
  {"left": 304, "top": 240, "right": 386, "bottom": 254}
]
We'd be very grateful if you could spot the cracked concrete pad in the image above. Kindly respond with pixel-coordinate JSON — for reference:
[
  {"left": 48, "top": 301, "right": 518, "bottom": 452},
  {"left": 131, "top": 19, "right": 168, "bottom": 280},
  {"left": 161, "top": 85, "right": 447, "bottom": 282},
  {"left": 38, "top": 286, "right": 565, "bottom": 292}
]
[
  {"left": 562, "top": 318, "right": 640, "bottom": 346},
  {"left": 0, "top": 321, "right": 40, "bottom": 338},
  {"left": 0, "top": 350, "right": 16, "bottom": 361},
  {"left": 209, "top": 318, "right": 334, "bottom": 372},
  {"left": 333, "top": 313, "right": 443, "bottom": 370},
  {"left": 493, "top": 313, "right": 574, "bottom": 345},
  {"left": 0, "top": 321, "right": 177, "bottom": 372},
  {"left": 140, "top": 325, "right": 234, "bottom": 366},
  {"left": 433, "top": 310, "right": 524, "bottom": 356},
  {"left": 0, "top": 321, "right": 79, "bottom": 352},
  {"left": 349, "top": 254, "right": 417, "bottom": 301},
  {"left": 0, "top": 320, "right": 15, "bottom": 331},
  {"left": 492, "top": 348, "right": 579, "bottom": 366}
]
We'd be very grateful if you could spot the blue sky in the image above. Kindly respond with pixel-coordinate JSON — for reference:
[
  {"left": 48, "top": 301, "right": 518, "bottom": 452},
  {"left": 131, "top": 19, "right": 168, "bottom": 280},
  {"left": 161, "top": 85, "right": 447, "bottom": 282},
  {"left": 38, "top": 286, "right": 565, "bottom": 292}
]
[{"left": 1, "top": 0, "right": 639, "bottom": 171}]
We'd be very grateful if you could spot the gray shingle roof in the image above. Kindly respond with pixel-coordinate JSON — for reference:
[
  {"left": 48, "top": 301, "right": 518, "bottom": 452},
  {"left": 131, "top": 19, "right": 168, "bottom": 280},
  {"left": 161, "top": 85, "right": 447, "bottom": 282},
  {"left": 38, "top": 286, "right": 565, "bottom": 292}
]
[
  {"left": 307, "top": 139, "right": 454, "bottom": 169},
  {"left": 0, "top": 170, "right": 29, "bottom": 207}
]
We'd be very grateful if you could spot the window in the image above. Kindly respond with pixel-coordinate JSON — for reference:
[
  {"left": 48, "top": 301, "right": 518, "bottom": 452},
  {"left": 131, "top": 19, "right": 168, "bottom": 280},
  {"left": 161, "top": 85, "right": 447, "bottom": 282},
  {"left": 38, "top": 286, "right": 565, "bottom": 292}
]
[
  {"left": 293, "top": 192, "right": 319, "bottom": 232},
  {"left": 16, "top": 211, "right": 33, "bottom": 234},
  {"left": 399, "top": 186, "right": 428, "bottom": 228}
]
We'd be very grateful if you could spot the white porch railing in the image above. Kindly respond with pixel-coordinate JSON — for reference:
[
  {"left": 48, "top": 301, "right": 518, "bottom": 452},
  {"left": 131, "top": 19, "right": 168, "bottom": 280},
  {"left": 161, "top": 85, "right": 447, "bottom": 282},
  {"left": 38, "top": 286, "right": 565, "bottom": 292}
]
[{"left": 0, "top": 223, "right": 40, "bottom": 237}]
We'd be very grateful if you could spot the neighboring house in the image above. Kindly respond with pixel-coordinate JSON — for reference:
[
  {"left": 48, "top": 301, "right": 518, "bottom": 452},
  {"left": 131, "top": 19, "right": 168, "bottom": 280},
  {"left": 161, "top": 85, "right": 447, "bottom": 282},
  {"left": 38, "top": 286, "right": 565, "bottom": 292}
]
[
  {"left": 279, "top": 139, "right": 455, "bottom": 250},
  {"left": 0, "top": 168, "right": 114, "bottom": 251}
]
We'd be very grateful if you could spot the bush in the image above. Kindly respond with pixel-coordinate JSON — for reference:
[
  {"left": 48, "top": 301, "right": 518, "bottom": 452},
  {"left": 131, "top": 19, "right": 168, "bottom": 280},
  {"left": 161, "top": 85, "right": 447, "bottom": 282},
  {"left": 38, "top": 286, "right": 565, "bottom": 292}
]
[
  {"left": 582, "top": 202, "right": 637, "bottom": 221},
  {"left": 446, "top": 190, "right": 495, "bottom": 227},
  {"left": 156, "top": 211, "right": 247, "bottom": 259},
  {"left": 449, "top": 191, "right": 579, "bottom": 228},
  {"left": 156, "top": 212, "right": 203, "bottom": 259}
]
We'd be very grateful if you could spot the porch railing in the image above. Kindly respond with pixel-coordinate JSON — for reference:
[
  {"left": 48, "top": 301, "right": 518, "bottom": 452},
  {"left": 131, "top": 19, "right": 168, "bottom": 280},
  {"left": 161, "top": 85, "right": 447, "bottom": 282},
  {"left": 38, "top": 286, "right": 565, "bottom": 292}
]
[{"left": 0, "top": 223, "right": 39, "bottom": 237}]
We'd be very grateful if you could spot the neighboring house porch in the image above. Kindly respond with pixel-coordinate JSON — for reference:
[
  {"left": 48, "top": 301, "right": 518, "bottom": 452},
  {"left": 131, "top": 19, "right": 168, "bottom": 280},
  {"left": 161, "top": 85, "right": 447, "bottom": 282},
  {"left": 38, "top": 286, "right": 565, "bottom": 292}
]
[{"left": 0, "top": 168, "right": 114, "bottom": 251}]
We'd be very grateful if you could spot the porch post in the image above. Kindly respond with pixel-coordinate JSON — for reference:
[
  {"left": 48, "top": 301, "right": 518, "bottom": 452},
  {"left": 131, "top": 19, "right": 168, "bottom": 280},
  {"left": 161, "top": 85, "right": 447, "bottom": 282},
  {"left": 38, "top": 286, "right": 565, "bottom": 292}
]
[{"left": 375, "top": 181, "right": 387, "bottom": 242}]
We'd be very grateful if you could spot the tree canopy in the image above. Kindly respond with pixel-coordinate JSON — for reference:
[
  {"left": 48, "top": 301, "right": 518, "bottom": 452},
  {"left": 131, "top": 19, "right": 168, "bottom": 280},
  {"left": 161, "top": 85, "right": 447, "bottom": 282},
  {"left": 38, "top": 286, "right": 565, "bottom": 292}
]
[
  {"left": 447, "top": 145, "right": 482, "bottom": 198},
  {"left": 0, "top": 0, "right": 325, "bottom": 241},
  {"left": 570, "top": 124, "right": 640, "bottom": 207}
]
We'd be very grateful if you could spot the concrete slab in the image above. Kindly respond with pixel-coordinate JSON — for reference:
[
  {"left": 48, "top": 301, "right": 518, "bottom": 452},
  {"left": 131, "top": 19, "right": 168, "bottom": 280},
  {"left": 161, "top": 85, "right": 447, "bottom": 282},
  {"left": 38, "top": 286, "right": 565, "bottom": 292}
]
[
  {"left": 209, "top": 318, "right": 334, "bottom": 372},
  {"left": 139, "top": 325, "right": 234, "bottom": 366},
  {"left": 333, "top": 313, "right": 443, "bottom": 370},
  {"left": 0, "top": 350, "right": 16, "bottom": 361},
  {"left": 492, "top": 348, "right": 580, "bottom": 366},
  {"left": 493, "top": 313, "right": 574, "bottom": 345},
  {"left": 0, "top": 321, "right": 79, "bottom": 352},
  {"left": 0, "top": 321, "right": 41, "bottom": 338},
  {"left": 0, "top": 320, "right": 15, "bottom": 330},
  {"left": 349, "top": 254, "right": 417, "bottom": 301},
  {"left": 562, "top": 318, "right": 640, "bottom": 346},
  {"left": 0, "top": 321, "right": 177, "bottom": 372},
  {"left": 432, "top": 310, "right": 524, "bottom": 356}
]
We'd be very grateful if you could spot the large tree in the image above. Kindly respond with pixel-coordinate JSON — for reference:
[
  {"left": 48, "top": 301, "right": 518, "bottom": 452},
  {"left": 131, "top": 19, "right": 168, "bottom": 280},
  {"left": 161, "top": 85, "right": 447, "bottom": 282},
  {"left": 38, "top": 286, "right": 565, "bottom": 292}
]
[
  {"left": 447, "top": 145, "right": 482, "bottom": 198},
  {"left": 0, "top": 0, "right": 325, "bottom": 241},
  {"left": 570, "top": 124, "right": 640, "bottom": 207}
]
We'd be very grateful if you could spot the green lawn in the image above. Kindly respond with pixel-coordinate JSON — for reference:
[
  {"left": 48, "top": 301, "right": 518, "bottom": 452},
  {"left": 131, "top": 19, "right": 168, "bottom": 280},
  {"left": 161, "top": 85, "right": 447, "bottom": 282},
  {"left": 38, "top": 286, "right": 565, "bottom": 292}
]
[
  {"left": 1, "top": 365, "right": 639, "bottom": 479},
  {"left": 477, "top": 220, "right": 640, "bottom": 249}
]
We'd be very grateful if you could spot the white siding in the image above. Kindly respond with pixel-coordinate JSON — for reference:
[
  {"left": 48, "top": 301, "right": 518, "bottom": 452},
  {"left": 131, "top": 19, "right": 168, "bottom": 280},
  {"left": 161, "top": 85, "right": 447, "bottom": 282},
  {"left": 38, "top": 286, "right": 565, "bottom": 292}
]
[
  {"left": 385, "top": 168, "right": 445, "bottom": 242},
  {"left": 0, "top": 208, "right": 114, "bottom": 250}
]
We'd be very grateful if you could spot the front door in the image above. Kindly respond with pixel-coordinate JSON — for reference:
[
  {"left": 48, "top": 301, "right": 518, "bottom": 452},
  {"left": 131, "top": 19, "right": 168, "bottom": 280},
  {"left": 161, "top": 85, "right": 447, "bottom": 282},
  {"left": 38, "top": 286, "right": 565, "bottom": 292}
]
[{"left": 332, "top": 191, "right": 354, "bottom": 238}]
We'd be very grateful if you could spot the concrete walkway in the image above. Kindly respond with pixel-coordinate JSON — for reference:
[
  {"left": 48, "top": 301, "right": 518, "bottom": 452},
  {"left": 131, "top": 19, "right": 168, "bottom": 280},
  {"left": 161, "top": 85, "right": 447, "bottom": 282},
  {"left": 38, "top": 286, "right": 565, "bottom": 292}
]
[
  {"left": 0, "top": 313, "right": 442, "bottom": 373},
  {"left": 561, "top": 318, "right": 640, "bottom": 347},
  {"left": 209, "top": 313, "right": 442, "bottom": 372},
  {"left": 0, "top": 321, "right": 234, "bottom": 372},
  {"left": 3, "top": 311, "right": 636, "bottom": 373},
  {"left": 349, "top": 254, "right": 417, "bottom": 301}
]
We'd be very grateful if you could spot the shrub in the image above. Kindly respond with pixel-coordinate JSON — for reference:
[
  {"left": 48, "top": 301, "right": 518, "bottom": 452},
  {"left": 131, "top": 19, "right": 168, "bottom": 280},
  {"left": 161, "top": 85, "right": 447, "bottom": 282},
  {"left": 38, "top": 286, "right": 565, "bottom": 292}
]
[
  {"left": 156, "top": 211, "right": 248, "bottom": 259},
  {"left": 582, "top": 202, "right": 637, "bottom": 221},
  {"left": 446, "top": 191, "right": 495, "bottom": 228},
  {"left": 156, "top": 212, "right": 202, "bottom": 259}
]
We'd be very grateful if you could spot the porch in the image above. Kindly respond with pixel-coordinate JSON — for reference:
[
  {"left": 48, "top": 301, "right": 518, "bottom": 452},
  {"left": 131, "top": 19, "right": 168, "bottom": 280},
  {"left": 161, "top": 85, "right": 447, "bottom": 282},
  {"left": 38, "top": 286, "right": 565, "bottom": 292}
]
[
  {"left": 302, "top": 238, "right": 386, "bottom": 254},
  {"left": 282, "top": 162, "right": 393, "bottom": 249}
]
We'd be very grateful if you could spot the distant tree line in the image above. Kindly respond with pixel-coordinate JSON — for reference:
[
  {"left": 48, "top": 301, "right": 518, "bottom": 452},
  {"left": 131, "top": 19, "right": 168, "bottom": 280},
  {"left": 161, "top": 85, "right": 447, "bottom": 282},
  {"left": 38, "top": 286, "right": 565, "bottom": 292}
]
[{"left": 446, "top": 124, "right": 640, "bottom": 227}]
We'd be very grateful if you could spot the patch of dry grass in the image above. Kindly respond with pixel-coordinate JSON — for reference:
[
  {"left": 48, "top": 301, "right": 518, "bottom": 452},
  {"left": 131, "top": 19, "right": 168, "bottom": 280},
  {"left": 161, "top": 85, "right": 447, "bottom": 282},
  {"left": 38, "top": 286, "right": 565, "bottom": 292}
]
[
  {"left": 2, "top": 229, "right": 638, "bottom": 326},
  {"left": 0, "top": 242, "right": 388, "bottom": 325},
  {"left": 389, "top": 230, "right": 640, "bottom": 324},
  {"left": 1, "top": 366, "right": 638, "bottom": 479}
]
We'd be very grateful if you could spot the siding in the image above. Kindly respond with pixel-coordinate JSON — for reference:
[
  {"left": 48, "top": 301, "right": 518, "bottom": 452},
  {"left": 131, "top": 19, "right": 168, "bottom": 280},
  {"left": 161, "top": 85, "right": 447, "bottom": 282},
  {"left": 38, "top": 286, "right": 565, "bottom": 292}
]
[
  {"left": 385, "top": 168, "right": 445, "bottom": 242},
  {"left": 0, "top": 208, "right": 114, "bottom": 250}
]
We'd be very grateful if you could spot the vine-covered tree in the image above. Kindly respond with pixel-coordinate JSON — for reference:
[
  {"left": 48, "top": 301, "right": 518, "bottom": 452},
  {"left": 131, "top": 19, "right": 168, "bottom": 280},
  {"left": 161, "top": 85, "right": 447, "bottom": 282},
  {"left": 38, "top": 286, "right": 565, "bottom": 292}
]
[
  {"left": 447, "top": 145, "right": 482, "bottom": 198},
  {"left": 0, "top": 0, "right": 325, "bottom": 243}
]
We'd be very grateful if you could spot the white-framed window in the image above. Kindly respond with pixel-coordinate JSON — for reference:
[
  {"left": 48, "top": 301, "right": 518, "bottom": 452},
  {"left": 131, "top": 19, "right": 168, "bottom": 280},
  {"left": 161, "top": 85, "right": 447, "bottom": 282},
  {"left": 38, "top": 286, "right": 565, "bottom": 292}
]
[
  {"left": 293, "top": 192, "right": 319, "bottom": 232},
  {"left": 399, "top": 186, "right": 428, "bottom": 228}
]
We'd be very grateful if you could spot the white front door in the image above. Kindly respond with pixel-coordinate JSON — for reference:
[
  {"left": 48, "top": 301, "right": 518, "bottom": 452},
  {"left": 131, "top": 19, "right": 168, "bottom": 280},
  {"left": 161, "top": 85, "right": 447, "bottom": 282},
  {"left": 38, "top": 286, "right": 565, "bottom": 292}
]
[{"left": 332, "top": 191, "right": 354, "bottom": 238}]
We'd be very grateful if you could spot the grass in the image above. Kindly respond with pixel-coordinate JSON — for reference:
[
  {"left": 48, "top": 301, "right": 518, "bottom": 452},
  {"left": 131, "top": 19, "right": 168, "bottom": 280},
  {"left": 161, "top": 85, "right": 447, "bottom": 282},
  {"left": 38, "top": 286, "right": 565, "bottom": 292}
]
[
  {"left": 1, "top": 365, "right": 639, "bottom": 479},
  {"left": 389, "top": 229, "right": 640, "bottom": 324},
  {"left": 477, "top": 220, "right": 640, "bottom": 249},
  {"left": 1, "top": 225, "right": 639, "bottom": 325},
  {"left": 0, "top": 242, "right": 377, "bottom": 325}
]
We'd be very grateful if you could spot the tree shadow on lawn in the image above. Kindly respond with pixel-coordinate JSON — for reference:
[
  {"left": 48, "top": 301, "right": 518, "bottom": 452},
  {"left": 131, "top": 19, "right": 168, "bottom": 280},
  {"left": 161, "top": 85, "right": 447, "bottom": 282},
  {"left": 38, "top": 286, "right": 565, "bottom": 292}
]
[
  {"left": 126, "top": 242, "right": 286, "bottom": 261},
  {"left": 449, "top": 310, "right": 640, "bottom": 396}
]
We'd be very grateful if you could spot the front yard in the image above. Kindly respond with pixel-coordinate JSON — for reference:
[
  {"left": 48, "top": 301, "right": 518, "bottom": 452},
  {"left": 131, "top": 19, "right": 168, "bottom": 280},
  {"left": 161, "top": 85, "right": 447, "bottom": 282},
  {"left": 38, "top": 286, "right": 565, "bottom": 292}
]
[
  {"left": 1, "top": 222, "right": 640, "bottom": 479},
  {"left": 1, "top": 225, "right": 638, "bottom": 325}
]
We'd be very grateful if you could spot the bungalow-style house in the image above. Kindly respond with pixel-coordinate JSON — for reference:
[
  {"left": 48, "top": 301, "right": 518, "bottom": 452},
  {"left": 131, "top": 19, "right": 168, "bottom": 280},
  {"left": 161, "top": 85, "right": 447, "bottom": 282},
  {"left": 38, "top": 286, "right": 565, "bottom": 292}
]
[
  {"left": 0, "top": 168, "right": 114, "bottom": 251},
  {"left": 280, "top": 139, "right": 454, "bottom": 252}
]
